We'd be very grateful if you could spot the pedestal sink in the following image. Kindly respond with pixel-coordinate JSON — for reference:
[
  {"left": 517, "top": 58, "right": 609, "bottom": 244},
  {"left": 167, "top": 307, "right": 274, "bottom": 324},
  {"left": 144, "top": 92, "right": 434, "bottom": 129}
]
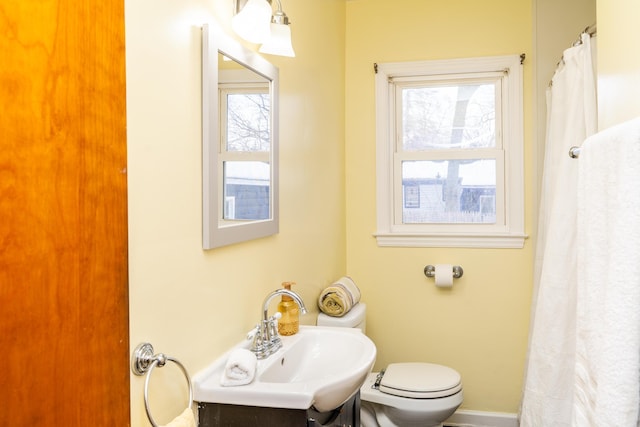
[{"left": 193, "top": 325, "right": 376, "bottom": 412}]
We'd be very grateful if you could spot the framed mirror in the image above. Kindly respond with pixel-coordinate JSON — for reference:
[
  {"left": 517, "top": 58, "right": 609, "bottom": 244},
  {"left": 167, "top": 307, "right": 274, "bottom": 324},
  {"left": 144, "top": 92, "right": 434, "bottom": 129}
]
[{"left": 202, "top": 23, "right": 279, "bottom": 249}]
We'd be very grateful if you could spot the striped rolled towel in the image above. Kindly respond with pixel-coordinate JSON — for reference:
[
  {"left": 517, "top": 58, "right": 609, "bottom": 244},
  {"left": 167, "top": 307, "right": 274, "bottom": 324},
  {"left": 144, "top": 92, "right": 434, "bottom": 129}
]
[{"left": 318, "top": 276, "right": 361, "bottom": 317}]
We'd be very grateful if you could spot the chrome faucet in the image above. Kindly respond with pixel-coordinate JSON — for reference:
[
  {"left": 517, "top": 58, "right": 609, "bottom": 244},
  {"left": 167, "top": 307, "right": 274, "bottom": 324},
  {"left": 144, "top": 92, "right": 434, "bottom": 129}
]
[{"left": 249, "top": 288, "right": 307, "bottom": 359}]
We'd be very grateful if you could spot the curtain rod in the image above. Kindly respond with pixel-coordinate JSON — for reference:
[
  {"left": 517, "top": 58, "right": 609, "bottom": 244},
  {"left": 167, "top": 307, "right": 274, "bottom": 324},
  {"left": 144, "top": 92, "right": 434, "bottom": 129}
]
[
  {"left": 573, "top": 24, "right": 597, "bottom": 46},
  {"left": 550, "top": 24, "right": 597, "bottom": 88},
  {"left": 569, "top": 146, "right": 581, "bottom": 158}
]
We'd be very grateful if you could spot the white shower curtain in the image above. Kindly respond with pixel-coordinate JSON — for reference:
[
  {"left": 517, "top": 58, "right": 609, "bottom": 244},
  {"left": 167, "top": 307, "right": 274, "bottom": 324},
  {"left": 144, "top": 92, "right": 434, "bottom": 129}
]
[{"left": 520, "top": 33, "right": 597, "bottom": 427}]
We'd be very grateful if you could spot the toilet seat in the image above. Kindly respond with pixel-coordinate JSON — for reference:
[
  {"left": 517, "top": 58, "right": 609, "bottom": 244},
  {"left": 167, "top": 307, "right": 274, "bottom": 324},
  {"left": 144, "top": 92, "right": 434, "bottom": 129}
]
[
  {"left": 360, "top": 371, "right": 463, "bottom": 418},
  {"left": 378, "top": 363, "right": 462, "bottom": 399}
]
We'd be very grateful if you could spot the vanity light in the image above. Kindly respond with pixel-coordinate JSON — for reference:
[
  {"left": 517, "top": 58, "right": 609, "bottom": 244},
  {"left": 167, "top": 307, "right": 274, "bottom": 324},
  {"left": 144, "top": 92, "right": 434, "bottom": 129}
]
[
  {"left": 233, "top": 0, "right": 295, "bottom": 57},
  {"left": 259, "top": 4, "right": 295, "bottom": 57},
  {"left": 232, "top": 0, "right": 272, "bottom": 44}
]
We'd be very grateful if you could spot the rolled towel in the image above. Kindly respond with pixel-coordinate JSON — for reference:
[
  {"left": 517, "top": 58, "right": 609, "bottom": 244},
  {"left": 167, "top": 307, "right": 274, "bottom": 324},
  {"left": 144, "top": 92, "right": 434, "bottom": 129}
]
[
  {"left": 318, "top": 276, "right": 361, "bottom": 317},
  {"left": 220, "top": 348, "right": 257, "bottom": 387},
  {"left": 160, "top": 407, "right": 196, "bottom": 427}
]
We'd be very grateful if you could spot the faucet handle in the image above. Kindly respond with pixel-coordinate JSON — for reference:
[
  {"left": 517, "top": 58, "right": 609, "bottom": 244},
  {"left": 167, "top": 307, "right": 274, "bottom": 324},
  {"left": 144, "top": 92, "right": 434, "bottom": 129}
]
[
  {"left": 247, "top": 324, "right": 260, "bottom": 341},
  {"left": 267, "top": 312, "right": 282, "bottom": 337}
]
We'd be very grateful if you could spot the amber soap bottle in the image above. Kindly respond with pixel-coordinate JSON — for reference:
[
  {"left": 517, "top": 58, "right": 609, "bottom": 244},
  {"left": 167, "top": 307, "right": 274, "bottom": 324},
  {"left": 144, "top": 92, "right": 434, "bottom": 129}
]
[{"left": 277, "top": 281, "right": 299, "bottom": 336}]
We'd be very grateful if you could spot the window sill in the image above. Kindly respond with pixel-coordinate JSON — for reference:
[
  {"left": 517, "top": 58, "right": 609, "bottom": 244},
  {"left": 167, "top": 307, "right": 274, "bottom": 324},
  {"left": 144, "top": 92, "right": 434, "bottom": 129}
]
[{"left": 374, "top": 232, "right": 528, "bottom": 248}]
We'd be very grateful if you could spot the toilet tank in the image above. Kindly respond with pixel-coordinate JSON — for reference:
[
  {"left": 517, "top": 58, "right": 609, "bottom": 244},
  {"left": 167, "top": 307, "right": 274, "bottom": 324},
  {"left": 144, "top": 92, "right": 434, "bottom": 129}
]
[{"left": 317, "top": 303, "right": 367, "bottom": 332}]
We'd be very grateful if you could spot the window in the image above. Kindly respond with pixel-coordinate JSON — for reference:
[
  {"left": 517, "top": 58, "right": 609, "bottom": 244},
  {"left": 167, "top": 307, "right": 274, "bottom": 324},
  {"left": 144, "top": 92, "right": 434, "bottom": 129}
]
[
  {"left": 219, "top": 85, "right": 271, "bottom": 222},
  {"left": 375, "top": 55, "right": 525, "bottom": 248}
]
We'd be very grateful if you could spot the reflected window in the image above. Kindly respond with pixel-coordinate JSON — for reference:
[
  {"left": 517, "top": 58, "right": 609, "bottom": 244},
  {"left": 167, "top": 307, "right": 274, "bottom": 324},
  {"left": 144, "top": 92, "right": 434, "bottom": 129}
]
[
  {"left": 223, "top": 161, "right": 270, "bottom": 220},
  {"left": 219, "top": 83, "right": 271, "bottom": 222},
  {"left": 225, "top": 91, "right": 270, "bottom": 152}
]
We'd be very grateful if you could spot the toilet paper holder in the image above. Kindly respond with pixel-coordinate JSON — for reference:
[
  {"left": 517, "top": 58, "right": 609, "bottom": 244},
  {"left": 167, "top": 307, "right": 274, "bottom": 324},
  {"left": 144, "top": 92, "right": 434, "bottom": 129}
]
[{"left": 424, "top": 265, "right": 464, "bottom": 279}]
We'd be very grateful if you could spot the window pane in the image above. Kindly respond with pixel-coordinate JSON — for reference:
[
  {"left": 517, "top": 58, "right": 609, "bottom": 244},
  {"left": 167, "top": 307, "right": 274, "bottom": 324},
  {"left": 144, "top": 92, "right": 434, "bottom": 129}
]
[
  {"left": 223, "top": 161, "right": 270, "bottom": 220},
  {"left": 402, "top": 83, "right": 495, "bottom": 151},
  {"left": 226, "top": 93, "right": 270, "bottom": 152},
  {"left": 402, "top": 159, "right": 496, "bottom": 223}
]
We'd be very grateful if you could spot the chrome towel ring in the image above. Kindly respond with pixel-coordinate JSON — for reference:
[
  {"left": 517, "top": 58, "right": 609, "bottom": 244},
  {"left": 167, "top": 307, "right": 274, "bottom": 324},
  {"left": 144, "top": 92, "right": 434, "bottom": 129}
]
[{"left": 131, "top": 343, "right": 193, "bottom": 427}]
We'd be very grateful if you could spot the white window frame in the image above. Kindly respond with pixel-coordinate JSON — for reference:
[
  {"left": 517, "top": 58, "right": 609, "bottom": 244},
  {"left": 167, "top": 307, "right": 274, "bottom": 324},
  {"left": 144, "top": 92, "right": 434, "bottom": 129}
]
[{"left": 374, "top": 55, "right": 526, "bottom": 248}]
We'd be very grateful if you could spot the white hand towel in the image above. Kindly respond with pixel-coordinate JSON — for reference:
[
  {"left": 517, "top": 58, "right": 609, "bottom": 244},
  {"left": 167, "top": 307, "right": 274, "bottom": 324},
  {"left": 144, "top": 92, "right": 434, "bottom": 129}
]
[
  {"left": 160, "top": 407, "right": 196, "bottom": 427},
  {"left": 220, "top": 348, "right": 257, "bottom": 387},
  {"left": 318, "top": 276, "right": 361, "bottom": 317},
  {"left": 574, "top": 116, "right": 640, "bottom": 426}
]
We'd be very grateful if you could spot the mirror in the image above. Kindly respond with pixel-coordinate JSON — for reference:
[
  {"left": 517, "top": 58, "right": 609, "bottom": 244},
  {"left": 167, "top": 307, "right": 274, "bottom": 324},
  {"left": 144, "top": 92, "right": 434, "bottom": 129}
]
[{"left": 202, "top": 23, "right": 279, "bottom": 249}]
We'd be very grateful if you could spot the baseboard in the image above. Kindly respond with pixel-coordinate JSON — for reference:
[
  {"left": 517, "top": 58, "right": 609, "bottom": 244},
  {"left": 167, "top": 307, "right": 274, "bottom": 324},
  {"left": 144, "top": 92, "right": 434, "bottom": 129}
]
[{"left": 444, "top": 409, "right": 519, "bottom": 427}]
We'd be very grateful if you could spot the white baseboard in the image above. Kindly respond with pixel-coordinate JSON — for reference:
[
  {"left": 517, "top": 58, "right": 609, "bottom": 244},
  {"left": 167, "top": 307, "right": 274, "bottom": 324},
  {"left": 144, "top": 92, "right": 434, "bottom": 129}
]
[{"left": 445, "top": 409, "right": 519, "bottom": 427}]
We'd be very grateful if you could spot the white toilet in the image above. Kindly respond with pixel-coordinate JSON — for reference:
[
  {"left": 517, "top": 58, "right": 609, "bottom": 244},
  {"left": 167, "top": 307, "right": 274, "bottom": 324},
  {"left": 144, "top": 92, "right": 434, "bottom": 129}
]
[{"left": 317, "top": 303, "right": 463, "bottom": 427}]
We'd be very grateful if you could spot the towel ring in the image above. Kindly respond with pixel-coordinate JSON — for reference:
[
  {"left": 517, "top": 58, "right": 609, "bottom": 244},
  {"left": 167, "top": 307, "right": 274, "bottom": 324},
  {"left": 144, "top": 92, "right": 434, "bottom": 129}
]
[{"left": 132, "top": 343, "right": 193, "bottom": 427}]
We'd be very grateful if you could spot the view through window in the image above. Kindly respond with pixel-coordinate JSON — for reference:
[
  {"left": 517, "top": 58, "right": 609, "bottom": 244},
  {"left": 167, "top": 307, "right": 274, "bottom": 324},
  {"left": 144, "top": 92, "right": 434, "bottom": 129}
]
[{"left": 399, "top": 82, "right": 498, "bottom": 224}]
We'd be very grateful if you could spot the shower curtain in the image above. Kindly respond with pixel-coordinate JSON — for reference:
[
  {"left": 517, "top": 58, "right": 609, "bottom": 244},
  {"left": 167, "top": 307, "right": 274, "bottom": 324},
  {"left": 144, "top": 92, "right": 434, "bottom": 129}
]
[{"left": 520, "top": 32, "right": 597, "bottom": 427}]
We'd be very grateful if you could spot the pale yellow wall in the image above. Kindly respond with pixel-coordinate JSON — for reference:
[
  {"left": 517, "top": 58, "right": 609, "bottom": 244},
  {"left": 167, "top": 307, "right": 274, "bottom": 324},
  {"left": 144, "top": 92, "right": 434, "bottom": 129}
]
[
  {"left": 345, "top": 0, "right": 534, "bottom": 413},
  {"left": 126, "top": 0, "right": 346, "bottom": 425},
  {"left": 597, "top": 0, "right": 640, "bottom": 129}
]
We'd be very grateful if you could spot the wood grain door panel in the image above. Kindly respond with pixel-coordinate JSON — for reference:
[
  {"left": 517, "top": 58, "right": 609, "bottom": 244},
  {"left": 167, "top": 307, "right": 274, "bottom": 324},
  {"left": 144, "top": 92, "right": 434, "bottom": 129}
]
[{"left": 0, "top": 0, "right": 130, "bottom": 424}]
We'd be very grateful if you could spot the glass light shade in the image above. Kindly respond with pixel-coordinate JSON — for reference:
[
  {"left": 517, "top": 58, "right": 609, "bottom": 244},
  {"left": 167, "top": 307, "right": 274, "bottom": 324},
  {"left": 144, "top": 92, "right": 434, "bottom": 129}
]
[
  {"left": 259, "top": 23, "right": 295, "bottom": 57},
  {"left": 232, "top": 0, "right": 272, "bottom": 44}
]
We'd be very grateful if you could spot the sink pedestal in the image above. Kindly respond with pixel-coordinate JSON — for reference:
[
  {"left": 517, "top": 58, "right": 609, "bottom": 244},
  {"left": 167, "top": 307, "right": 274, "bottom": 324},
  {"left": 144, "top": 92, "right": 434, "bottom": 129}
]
[{"left": 197, "top": 391, "right": 361, "bottom": 427}]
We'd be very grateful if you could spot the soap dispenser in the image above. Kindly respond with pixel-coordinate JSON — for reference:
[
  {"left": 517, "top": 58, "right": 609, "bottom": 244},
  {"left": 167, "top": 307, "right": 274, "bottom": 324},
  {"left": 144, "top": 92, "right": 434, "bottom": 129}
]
[{"left": 277, "top": 281, "right": 299, "bottom": 336}]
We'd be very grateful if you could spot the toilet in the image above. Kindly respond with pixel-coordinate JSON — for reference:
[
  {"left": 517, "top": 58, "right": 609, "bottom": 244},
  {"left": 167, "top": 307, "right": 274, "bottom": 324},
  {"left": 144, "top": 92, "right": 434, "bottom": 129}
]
[{"left": 317, "top": 303, "right": 463, "bottom": 427}]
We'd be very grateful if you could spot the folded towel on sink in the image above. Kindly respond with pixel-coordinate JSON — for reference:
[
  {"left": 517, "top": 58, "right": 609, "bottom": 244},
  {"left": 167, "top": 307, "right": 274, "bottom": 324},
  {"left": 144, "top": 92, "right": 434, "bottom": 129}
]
[
  {"left": 220, "top": 348, "right": 257, "bottom": 387},
  {"left": 318, "top": 276, "right": 361, "bottom": 317}
]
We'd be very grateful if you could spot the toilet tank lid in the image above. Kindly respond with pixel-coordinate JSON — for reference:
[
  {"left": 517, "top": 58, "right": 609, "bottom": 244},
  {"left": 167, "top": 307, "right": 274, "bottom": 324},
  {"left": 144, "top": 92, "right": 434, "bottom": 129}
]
[
  {"left": 379, "top": 362, "right": 462, "bottom": 398},
  {"left": 317, "top": 302, "right": 366, "bottom": 327}
]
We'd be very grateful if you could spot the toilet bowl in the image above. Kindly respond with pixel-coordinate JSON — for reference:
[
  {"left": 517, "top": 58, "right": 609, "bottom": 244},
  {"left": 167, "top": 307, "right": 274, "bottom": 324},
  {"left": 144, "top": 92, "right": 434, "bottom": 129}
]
[
  {"left": 360, "top": 364, "right": 463, "bottom": 427},
  {"left": 317, "top": 303, "right": 463, "bottom": 427}
]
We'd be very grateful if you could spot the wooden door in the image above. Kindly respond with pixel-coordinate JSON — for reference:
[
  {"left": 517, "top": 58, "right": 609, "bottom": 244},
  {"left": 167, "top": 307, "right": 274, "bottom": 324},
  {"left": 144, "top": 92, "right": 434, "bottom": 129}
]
[{"left": 0, "top": 0, "right": 130, "bottom": 425}]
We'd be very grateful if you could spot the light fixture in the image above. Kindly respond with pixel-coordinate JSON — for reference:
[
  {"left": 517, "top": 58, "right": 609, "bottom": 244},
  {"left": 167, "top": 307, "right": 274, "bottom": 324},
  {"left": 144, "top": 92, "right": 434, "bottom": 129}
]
[
  {"left": 233, "top": 0, "right": 295, "bottom": 58},
  {"left": 259, "top": 3, "right": 295, "bottom": 58},
  {"left": 231, "top": 0, "right": 272, "bottom": 44}
]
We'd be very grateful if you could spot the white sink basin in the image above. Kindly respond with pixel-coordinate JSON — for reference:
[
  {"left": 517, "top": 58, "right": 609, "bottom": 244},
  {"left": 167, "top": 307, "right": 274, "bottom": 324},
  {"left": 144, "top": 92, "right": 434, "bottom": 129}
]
[{"left": 193, "top": 325, "right": 376, "bottom": 412}]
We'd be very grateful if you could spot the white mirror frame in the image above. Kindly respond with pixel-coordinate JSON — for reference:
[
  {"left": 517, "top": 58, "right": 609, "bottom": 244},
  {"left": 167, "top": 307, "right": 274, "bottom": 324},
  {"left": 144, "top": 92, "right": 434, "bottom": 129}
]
[{"left": 202, "top": 23, "right": 279, "bottom": 249}]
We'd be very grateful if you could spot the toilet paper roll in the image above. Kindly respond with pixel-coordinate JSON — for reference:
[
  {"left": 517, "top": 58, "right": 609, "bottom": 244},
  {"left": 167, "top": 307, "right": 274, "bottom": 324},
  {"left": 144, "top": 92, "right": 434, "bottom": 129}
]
[{"left": 435, "top": 264, "right": 454, "bottom": 288}]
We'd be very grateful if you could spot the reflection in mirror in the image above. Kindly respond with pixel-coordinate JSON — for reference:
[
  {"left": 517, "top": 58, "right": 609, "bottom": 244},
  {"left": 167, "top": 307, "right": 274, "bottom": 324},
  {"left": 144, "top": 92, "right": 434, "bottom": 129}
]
[
  {"left": 202, "top": 24, "right": 279, "bottom": 249},
  {"left": 219, "top": 55, "right": 270, "bottom": 222}
]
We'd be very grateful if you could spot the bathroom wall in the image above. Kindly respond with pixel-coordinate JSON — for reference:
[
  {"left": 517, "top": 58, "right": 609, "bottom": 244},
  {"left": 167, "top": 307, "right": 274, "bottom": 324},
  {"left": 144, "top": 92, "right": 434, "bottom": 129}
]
[
  {"left": 344, "top": 0, "right": 534, "bottom": 413},
  {"left": 596, "top": 0, "right": 640, "bottom": 129},
  {"left": 126, "top": 0, "right": 346, "bottom": 425}
]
